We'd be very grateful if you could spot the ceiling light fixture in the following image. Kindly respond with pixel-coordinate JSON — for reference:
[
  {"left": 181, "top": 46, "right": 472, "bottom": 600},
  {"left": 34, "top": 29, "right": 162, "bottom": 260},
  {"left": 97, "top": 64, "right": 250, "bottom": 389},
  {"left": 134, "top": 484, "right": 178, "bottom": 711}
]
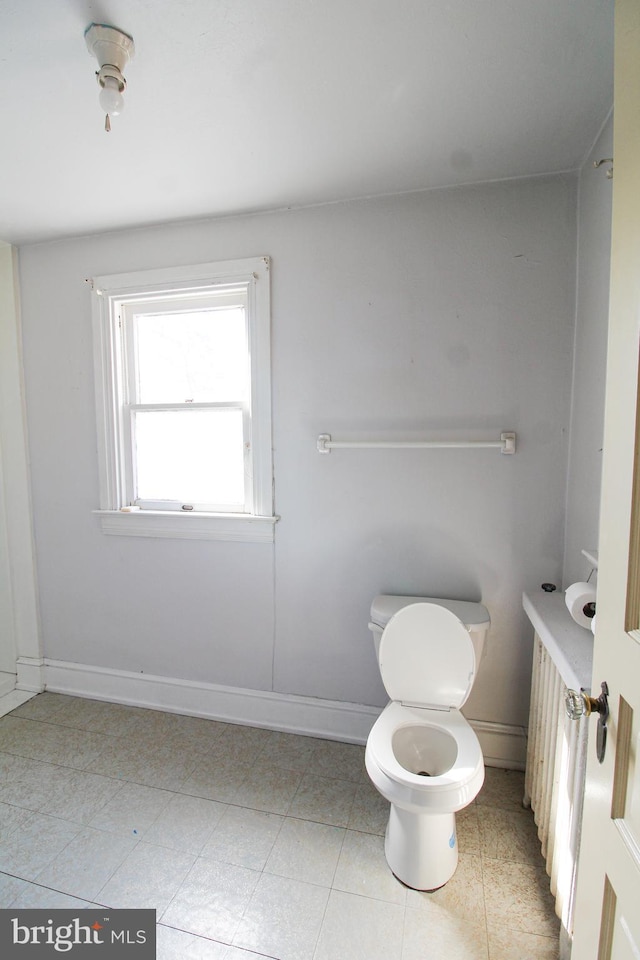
[{"left": 85, "top": 23, "right": 135, "bottom": 133}]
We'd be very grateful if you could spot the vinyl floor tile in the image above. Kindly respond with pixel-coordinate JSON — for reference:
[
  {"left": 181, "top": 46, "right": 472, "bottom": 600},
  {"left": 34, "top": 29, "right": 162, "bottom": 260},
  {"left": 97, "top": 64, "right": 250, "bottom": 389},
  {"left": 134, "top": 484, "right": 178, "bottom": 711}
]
[
  {"left": 309, "top": 740, "right": 368, "bottom": 783},
  {"left": 201, "top": 805, "right": 283, "bottom": 871},
  {"left": 9, "top": 692, "right": 74, "bottom": 722},
  {"left": 287, "top": 773, "right": 358, "bottom": 827},
  {"left": 40, "top": 766, "right": 122, "bottom": 824},
  {"left": 476, "top": 766, "right": 527, "bottom": 811},
  {"left": 161, "top": 857, "right": 260, "bottom": 942},
  {"left": 35, "top": 826, "right": 138, "bottom": 901},
  {"left": 482, "top": 858, "right": 561, "bottom": 939},
  {"left": 0, "top": 870, "right": 33, "bottom": 904},
  {"left": 210, "top": 724, "right": 275, "bottom": 764},
  {"left": 347, "top": 781, "right": 390, "bottom": 835},
  {"left": 332, "top": 829, "right": 407, "bottom": 904},
  {"left": 0, "top": 812, "right": 81, "bottom": 881},
  {"left": 456, "top": 803, "right": 481, "bottom": 854},
  {"left": 144, "top": 793, "right": 227, "bottom": 856},
  {"left": 314, "top": 889, "right": 404, "bottom": 960},
  {"left": 88, "top": 781, "right": 174, "bottom": 839},
  {"left": 42, "top": 697, "right": 144, "bottom": 737},
  {"left": 156, "top": 924, "right": 230, "bottom": 959},
  {"left": 402, "top": 908, "right": 489, "bottom": 960},
  {"left": 264, "top": 817, "right": 345, "bottom": 886},
  {"left": 478, "top": 804, "right": 543, "bottom": 863},
  {"left": 406, "top": 853, "right": 486, "bottom": 926},
  {"left": 97, "top": 841, "right": 195, "bottom": 911},
  {"left": 259, "top": 731, "right": 322, "bottom": 772},
  {"left": 180, "top": 755, "right": 252, "bottom": 804},
  {"left": 8, "top": 881, "right": 94, "bottom": 909},
  {"left": 0, "top": 801, "right": 32, "bottom": 842},
  {"left": 0, "top": 753, "right": 53, "bottom": 810},
  {"left": 133, "top": 712, "right": 229, "bottom": 753},
  {"left": 232, "top": 762, "right": 303, "bottom": 815},
  {"left": 0, "top": 694, "right": 561, "bottom": 960},
  {"left": 232, "top": 872, "right": 329, "bottom": 960},
  {"left": 487, "top": 926, "right": 560, "bottom": 960},
  {"left": 87, "top": 740, "right": 202, "bottom": 791},
  {"left": 0, "top": 717, "right": 104, "bottom": 769}
]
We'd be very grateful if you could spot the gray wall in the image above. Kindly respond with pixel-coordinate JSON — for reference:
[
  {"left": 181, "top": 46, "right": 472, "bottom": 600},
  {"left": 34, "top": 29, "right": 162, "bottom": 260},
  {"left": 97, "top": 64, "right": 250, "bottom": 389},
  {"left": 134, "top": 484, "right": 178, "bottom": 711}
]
[
  {"left": 563, "top": 116, "right": 613, "bottom": 588},
  {"left": 18, "top": 174, "right": 577, "bottom": 731}
]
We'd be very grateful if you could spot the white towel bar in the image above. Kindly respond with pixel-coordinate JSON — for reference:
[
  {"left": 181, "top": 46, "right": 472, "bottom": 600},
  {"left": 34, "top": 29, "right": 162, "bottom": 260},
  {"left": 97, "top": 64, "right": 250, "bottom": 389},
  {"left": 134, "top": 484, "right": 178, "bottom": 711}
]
[{"left": 317, "top": 432, "right": 516, "bottom": 455}]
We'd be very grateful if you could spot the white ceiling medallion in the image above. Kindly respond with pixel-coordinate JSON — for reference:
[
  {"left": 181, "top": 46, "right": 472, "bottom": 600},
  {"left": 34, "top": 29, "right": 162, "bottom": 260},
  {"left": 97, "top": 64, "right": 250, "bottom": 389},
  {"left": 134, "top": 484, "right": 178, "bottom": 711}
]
[{"left": 85, "top": 23, "right": 135, "bottom": 133}]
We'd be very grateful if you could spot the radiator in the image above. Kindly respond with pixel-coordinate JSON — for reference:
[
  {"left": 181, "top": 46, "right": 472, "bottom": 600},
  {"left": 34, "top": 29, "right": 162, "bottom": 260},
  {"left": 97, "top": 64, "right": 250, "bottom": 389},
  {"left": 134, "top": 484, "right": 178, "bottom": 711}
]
[{"left": 523, "top": 632, "right": 588, "bottom": 943}]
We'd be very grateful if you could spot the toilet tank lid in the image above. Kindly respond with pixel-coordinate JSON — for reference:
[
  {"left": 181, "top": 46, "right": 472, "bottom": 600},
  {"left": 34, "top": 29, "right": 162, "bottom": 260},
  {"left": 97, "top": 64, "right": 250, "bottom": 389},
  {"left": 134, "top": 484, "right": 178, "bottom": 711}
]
[{"left": 369, "top": 594, "right": 490, "bottom": 630}]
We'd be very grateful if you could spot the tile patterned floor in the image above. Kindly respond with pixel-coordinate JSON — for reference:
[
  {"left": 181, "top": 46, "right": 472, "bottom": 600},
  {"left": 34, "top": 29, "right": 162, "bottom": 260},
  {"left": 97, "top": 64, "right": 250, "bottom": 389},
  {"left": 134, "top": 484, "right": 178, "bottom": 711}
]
[{"left": 0, "top": 693, "right": 560, "bottom": 959}]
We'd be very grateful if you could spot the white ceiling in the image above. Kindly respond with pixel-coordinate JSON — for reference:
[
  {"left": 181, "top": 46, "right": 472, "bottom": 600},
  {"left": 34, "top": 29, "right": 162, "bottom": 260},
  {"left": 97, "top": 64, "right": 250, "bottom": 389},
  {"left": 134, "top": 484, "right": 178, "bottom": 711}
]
[{"left": 1, "top": 0, "right": 613, "bottom": 246}]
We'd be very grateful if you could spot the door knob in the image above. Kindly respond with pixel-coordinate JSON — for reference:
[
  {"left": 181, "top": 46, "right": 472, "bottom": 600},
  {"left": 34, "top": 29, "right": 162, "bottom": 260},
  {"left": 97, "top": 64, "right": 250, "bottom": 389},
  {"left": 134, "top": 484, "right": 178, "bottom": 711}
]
[{"left": 564, "top": 681, "right": 609, "bottom": 763}]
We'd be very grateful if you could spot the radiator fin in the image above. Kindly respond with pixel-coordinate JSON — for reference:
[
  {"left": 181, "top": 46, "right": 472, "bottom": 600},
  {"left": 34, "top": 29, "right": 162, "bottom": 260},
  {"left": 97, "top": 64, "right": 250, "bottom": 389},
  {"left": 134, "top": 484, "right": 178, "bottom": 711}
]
[{"left": 524, "top": 633, "right": 588, "bottom": 938}]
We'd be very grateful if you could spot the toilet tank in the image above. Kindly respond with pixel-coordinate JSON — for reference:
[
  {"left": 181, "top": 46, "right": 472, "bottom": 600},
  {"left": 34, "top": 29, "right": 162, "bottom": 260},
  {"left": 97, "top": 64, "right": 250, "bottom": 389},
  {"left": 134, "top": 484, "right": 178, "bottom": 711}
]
[{"left": 368, "top": 594, "right": 490, "bottom": 664}]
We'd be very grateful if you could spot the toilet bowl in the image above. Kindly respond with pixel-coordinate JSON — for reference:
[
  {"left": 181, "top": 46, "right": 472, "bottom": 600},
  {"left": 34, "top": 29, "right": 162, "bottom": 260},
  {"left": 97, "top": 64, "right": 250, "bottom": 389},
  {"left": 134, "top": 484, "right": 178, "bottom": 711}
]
[{"left": 365, "top": 596, "right": 490, "bottom": 891}]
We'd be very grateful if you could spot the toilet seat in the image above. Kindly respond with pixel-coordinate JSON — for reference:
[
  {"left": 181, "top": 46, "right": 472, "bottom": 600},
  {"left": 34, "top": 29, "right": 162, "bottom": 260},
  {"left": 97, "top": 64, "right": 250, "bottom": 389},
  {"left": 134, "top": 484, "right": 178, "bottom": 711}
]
[
  {"left": 378, "top": 603, "right": 477, "bottom": 709},
  {"left": 367, "top": 700, "right": 483, "bottom": 794}
]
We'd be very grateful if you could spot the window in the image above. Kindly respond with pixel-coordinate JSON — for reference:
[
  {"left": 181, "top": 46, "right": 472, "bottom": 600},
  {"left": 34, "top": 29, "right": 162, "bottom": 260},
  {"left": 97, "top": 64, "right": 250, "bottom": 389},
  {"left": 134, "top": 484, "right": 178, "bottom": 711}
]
[{"left": 91, "top": 257, "right": 276, "bottom": 541}]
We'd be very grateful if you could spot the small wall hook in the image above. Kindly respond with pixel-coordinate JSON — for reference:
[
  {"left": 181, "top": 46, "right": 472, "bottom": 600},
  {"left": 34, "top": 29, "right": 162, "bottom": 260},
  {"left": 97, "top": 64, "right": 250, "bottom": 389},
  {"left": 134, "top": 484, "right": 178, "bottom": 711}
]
[{"left": 593, "top": 158, "right": 614, "bottom": 179}]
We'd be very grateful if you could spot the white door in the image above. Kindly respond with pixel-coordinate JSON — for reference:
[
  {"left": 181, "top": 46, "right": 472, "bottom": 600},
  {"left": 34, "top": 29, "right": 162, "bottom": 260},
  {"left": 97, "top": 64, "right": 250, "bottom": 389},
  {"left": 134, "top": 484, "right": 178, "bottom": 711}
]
[{"left": 571, "top": 2, "right": 640, "bottom": 956}]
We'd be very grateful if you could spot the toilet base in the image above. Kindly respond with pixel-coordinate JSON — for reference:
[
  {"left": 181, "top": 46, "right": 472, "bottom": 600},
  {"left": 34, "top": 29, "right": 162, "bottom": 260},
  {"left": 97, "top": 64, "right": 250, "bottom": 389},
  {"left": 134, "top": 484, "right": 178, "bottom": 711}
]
[{"left": 384, "top": 803, "right": 458, "bottom": 891}]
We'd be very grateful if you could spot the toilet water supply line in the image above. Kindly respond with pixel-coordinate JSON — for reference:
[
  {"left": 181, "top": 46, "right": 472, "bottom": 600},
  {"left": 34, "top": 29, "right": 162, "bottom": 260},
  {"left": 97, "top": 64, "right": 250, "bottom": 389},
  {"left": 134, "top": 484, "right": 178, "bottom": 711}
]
[{"left": 316, "top": 432, "right": 516, "bottom": 454}]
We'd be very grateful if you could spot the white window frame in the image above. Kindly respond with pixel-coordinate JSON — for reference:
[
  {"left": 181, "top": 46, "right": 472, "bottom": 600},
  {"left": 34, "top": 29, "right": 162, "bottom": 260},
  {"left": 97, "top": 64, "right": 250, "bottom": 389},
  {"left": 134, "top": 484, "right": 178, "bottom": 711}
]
[{"left": 90, "top": 256, "right": 276, "bottom": 542}]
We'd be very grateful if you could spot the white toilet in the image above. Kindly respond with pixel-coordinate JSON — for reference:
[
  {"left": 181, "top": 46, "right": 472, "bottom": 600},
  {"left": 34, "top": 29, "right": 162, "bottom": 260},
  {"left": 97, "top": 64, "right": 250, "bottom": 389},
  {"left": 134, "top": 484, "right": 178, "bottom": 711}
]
[{"left": 365, "top": 594, "right": 490, "bottom": 891}]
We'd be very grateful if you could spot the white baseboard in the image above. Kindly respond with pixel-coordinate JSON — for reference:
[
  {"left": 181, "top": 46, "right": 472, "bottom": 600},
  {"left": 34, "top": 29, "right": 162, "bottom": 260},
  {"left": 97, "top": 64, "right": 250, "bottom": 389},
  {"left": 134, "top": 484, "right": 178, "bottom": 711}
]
[
  {"left": 43, "top": 659, "right": 379, "bottom": 744},
  {"left": 43, "top": 658, "right": 526, "bottom": 767},
  {"left": 469, "top": 718, "right": 527, "bottom": 770},
  {"left": 16, "top": 657, "right": 46, "bottom": 692}
]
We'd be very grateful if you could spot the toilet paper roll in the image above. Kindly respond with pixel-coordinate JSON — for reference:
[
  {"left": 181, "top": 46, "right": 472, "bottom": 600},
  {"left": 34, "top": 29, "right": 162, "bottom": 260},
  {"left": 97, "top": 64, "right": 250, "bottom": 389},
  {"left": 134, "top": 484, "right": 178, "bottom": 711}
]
[{"left": 565, "top": 581, "right": 597, "bottom": 629}]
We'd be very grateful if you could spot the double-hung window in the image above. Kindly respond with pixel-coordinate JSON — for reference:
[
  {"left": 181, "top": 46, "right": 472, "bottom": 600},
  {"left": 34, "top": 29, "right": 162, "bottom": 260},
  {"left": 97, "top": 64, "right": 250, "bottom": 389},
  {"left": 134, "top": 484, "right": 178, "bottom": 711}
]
[{"left": 91, "top": 257, "right": 275, "bottom": 541}]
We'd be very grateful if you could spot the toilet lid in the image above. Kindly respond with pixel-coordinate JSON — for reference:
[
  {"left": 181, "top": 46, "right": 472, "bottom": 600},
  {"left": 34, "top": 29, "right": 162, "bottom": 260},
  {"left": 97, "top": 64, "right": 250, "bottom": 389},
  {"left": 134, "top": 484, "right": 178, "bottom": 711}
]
[{"left": 378, "top": 602, "right": 477, "bottom": 708}]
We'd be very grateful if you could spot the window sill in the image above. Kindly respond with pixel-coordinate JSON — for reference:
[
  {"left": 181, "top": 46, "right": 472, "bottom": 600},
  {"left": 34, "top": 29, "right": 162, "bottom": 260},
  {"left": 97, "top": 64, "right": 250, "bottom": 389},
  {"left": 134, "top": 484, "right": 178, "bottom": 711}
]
[{"left": 93, "top": 510, "right": 279, "bottom": 542}]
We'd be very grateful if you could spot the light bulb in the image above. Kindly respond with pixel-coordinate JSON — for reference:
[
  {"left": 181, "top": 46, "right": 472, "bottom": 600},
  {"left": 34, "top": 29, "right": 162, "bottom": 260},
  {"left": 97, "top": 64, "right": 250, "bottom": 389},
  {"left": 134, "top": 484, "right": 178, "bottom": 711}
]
[{"left": 99, "top": 76, "right": 125, "bottom": 118}]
